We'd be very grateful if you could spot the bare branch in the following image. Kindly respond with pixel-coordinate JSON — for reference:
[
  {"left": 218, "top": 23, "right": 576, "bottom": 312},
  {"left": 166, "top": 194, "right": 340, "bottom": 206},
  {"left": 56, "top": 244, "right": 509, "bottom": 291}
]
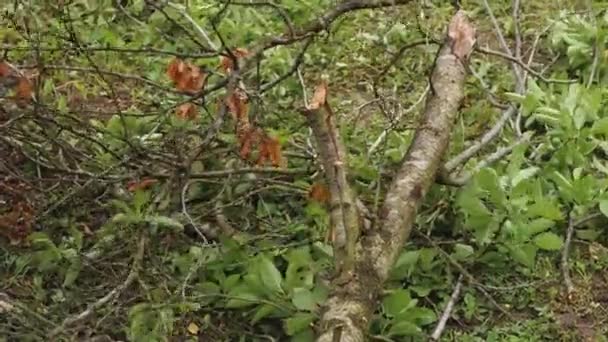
[
  {"left": 302, "top": 82, "right": 360, "bottom": 275},
  {"left": 49, "top": 234, "right": 147, "bottom": 338},
  {"left": 561, "top": 211, "right": 575, "bottom": 294},
  {"left": 368, "top": 85, "right": 429, "bottom": 156},
  {"left": 443, "top": 106, "right": 516, "bottom": 173},
  {"left": 475, "top": 47, "right": 575, "bottom": 84},
  {"left": 167, "top": 2, "right": 218, "bottom": 51},
  {"left": 440, "top": 132, "right": 532, "bottom": 186},
  {"left": 431, "top": 275, "right": 464, "bottom": 341}
]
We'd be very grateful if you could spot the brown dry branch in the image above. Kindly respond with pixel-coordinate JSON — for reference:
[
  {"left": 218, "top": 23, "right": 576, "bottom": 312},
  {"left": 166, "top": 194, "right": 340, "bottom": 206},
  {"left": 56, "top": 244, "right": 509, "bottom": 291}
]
[
  {"left": 302, "top": 81, "right": 360, "bottom": 276},
  {"left": 313, "top": 11, "right": 475, "bottom": 341}
]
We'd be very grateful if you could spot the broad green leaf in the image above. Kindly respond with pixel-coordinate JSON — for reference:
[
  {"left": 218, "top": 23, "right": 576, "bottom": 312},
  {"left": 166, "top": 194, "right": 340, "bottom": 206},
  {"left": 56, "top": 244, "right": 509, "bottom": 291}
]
[
  {"left": 257, "top": 255, "right": 284, "bottom": 294},
  {"left": 471, "top": 216, "right": 500, "bottom": 244},
  {"left": 399, "top": 307, "right": 437, "bottom": 326},
  {"left": 533, "top": 232, "right": 564, "bottom": 250},
  {"left": 576, "top": 229, "right": 601, "bottom": 241},
  {"left": 284, "top": 313, "right": 315, "bottom": 336},
  {"left": 225, "top": 285, "right": 260, "bottom": 308},
  {"left": 523, "top": 218, "right": 555, "bottom": 238},
  {"left": 418, "top": 248, "right": 439, "bottom": 271},
  {"left": 291, "top": 328, "right": 314, "bottom": 342},
  {"left": 388, "top": 321, "right": 422, "bottom": 336},
  {"left": 573, "top": 107, "right": 586, "bottom": 130},
  {"left": 599, "top": 200, "right": 608, "bottom": 218},
  {"left": 476, "top": 168, "right": 506, "bottom": 208},
  {"left": 528, "top": 198, "right": 563, "bottom": 220},
  {"left": 511, "top": 167, "right": 539, "bottom": 187},
  {"left": 223, "top": 274, "right": 241, "bottom": 290},
  {"left": 393, "top": 250, "right": 420, "bottom": 270},
  {"left": 195, "top": 281, "right": 221, "bottom": 303},
  {"left": 509, "top": 243, "right": 537, "bottom": 268},
  {"left": 291, "top": 288, "right": 316, "bottom": 312},
  {"left": 452, "top": 244, "right": 474, "bottom": 261},
  {"left": 591, "top": 117, "right": 608, "bottom": 135},
  {"left": 251, "top": 304, "right": 278, "bottom": 324},
  {"left": 457, "top": 196, "right": 492, "bottom": 217},
  {"left": 383, "top": 289, "right": 416, "bottom": 317},
  {"left": 63, "top": 257, "right": 81, "bottom": 287}
]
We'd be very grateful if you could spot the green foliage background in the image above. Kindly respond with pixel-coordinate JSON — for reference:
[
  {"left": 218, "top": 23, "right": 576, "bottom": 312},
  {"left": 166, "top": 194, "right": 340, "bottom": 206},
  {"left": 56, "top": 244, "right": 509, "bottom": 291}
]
[{"left": 1, "top": 0, "right": 608, "bottom": 341}]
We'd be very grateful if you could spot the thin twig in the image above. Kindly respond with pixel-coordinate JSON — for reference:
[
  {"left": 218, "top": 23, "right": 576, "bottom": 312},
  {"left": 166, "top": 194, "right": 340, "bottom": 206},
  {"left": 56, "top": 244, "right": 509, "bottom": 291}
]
[
  {"left": 442, "top": 132, "right": 532, "bottom": 186},
  {"left": 167, "top": 2, "right": 218, "bottom": 51},
  {"left": 561, "top": 211, "right": 575, "bottom": 294},
  {"left": 444, "top": 106, "right": 516, "bottom": 172},
  {"left": 181, "top": 180, "right": 209, "bottom": 243},
  {"left": 49, "top": 233, "right": 147, "bottom": 338},
  {"left": 431, "top": 274, "right": 464, "bottom": 341},
  {"left": 481, "top": 0, "right": 523, "bottom": 87},
  {"left": 475, "top": 47, "right": 575, "bottom": 84},
  {"left": 367, "top": 85, "right": 429, "bottom": 156}
]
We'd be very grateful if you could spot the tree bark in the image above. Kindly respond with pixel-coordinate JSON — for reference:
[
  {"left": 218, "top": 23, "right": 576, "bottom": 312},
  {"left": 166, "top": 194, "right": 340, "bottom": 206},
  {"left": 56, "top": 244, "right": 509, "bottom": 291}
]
[{"left": 315, "top": 11, "right": 476, "bottom": 342}]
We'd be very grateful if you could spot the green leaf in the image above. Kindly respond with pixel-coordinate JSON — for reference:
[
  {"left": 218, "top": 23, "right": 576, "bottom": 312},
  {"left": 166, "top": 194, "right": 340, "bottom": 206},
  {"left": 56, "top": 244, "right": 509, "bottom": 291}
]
[
  {"left": 393, "top": 250, "right": 420, "bottom": 269},
  {"left": 63, "top": 257, "right": 81, "bottom": 287},
  {"left": 452, "top": 244, "right": 474, "bottom": 261},
  {"left": 528, "top": 198, "right": 563, "bottom": 220},
  {"left": 599, "top": 200, "right": 608, "bottom": 218},
  {"left": 418, "top": 248, "right": 439, "bottom": 271},
  {"left": 476, "top": 168, "right": 506, "bottom": 208},
  {"left": 291, "top": 288, "right": 316, "bottom": 312},
  {"left": 145, "top": 215, "right": 184, "bottom": 230},
  {"left": 225, "top": 285, "right": 260, "bottom": 308},
  {"left": 291, "top": 328, "right": 314, "bottom": 342},
  {"left": 533, "top": 232, "right": 564, "bottom": 250},
  {"left": 383, "top": 289, "right": 416, "bottom": 317},
  {"left": 257, "top": 255, "right": 284, "bottom": 294},
  {"left": 111, "top": 213, "right": 140, "bottom": 225},
  {"left": 511, "top": 167, "right": 539, "bottom": 187},
  {"left": 388, "top": 321, "right": 422, "bottom": 336},
  {"left": 132, "top": 189, "right": 150, "bottom": 214},
  {"left": 400, "top": 307, "right": 437, "bottom": 326},
  {"left": 457, "top": 196, "right": 491, "bottom": 217},
  {"left": 523, "top": 218, "right": 555, "bottom": 238},
  {"left": 223, "top": 274, "right": 241, "bottom": 290},
  {"left": 251, "top": 304, "right": 278, "bottom": 324},
  {"left": 284, "top": 312, "right": 315, "bottom": 336},
  {"left": 591, "top": 117, "right": 608, "bottom": 135},
  {"left": 509, "top": 243, "right": 537, "bottom": 268},
  {"left": 576, "top": 229, "right": 601, "bottom": 241}
]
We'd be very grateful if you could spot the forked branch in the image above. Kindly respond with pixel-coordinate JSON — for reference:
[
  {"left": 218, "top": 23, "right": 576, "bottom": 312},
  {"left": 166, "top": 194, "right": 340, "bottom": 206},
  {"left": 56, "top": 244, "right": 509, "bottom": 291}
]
[{"left": 315, "top": 10, "right": 475, "bottom": 341}]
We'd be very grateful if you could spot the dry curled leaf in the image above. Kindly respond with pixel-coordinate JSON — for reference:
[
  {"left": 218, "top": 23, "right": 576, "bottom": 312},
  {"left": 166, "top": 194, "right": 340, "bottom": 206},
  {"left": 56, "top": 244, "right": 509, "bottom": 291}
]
[
  {"left": 0, "top": 201, "right": 34, "bottom": 246},
  {"left": 238, "top": 126, "right": 261, "bottom": 160},
  {"left": 0, "top": 61, "right": 13, "bottom": 77},
  {"left": 166, "top": 58, "right": 207, "bottom": 94},
  {"left": 175, "top": 102, "right": 199, "bottom": 121},
  {"left": 219, "top": 47, "right": 251, "bottom": 72},
  {"left": 226, "top": 89, "right": 249, "bottom": 123},
  {"left": 257, "top": 135, "right": 283, "bottom": 167},
  {"left": 447, "top": 11, "right": 476, "bottom": 60},
  {"left": 15, "top": 77, "right": 33, "bottom": 102},
  {"left": 308, "top": 182, "right": 330, "bottom": 204},
  {"left": 127, "top": 178, "right": 158, "bottom": 192}
]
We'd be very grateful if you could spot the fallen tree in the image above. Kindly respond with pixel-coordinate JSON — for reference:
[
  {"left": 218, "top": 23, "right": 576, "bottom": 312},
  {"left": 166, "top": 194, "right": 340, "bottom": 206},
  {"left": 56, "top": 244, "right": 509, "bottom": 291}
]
[{"left": 308, "top": 11, "right": 476, "bottom": 341}]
